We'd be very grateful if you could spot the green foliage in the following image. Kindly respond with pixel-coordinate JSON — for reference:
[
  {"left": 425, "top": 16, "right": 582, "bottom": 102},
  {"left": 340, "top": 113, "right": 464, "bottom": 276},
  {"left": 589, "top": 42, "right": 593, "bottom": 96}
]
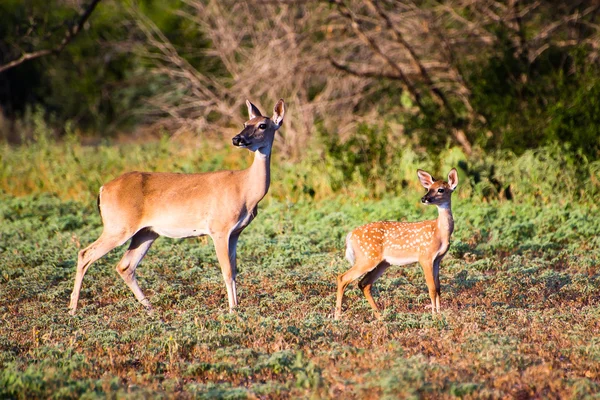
[
  {"left": 2, "top": 0, "right": 600, "bottom": 163},
  {"left": 2, "top": 135, "right": 600, "bottom": 205},
  {"left": 1, "top": 188, "right": 599, "bottom": 398},
  {"left": 318, "top": 123, "right": 392, "bottom": 193},
  {"left": 0, "top": 134, "right": 599, "bottom": 398},
  {"left": 0, "top": 0, "right": 214, "bottom": 136},
  {"left": 545, "top": 75, "right": 600, "bottom": 159},
  {"left": 0, "top": 0, "right": 131, "bottom": 134},
  {"left": 467, "top": 41, "right": 600, "bottom": 159},
  {"left": 2, "top": 3, "right": 600, "bottom": 396}
]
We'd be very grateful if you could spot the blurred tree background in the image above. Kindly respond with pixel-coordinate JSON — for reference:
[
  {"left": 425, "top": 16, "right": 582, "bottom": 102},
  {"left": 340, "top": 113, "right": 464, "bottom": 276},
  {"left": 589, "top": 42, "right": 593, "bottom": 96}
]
[{"left": 1, "top": 0, "right": 599, "bottom": 160}]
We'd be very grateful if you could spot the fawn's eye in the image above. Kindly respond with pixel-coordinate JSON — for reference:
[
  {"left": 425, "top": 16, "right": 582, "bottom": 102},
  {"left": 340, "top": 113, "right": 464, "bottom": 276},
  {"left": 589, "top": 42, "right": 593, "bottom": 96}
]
[
  {"left": 259, "top": 124, "right": 267, "bottom": 130},
  {"left": 437, "top": 188, "right": 445, "bottom": 193}
]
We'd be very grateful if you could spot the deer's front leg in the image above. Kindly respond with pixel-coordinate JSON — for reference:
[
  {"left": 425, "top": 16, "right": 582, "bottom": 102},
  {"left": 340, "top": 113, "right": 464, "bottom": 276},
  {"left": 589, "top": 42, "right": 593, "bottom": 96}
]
[{"left": 212, "top": 232, "right": 239, "bottom": 312}]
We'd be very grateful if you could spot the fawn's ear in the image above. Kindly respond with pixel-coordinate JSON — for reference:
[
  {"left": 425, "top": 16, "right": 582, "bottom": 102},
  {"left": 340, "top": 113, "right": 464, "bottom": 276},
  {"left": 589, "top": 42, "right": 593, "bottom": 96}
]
[
  {"left": 448, "top": 168, "right": 459, "bottom": 191},
  {"left": 246, "top": 100, "right": 263, "bottom": 119},
  {"left": 272, "top": 99, "right": 285, "bottom": 128},
  {"left": 417, "top": 169, "right": 435, "bottom": 189}
]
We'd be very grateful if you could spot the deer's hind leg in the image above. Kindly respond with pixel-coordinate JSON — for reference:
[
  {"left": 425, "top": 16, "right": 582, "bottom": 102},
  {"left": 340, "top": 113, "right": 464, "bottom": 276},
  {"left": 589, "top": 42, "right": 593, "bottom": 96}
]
[
  {"left": 115, "top": 228, "right": 159, "bottom": 312},
  {"left": 69, "top": 230, "right": 132, "bottom": 315}
]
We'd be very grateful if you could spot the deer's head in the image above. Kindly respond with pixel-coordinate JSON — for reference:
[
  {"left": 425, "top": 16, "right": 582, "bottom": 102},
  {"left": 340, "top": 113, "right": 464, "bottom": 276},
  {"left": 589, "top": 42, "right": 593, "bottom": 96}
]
[{"left": 232, "top": 99, "right": 285, "bottom": 153}]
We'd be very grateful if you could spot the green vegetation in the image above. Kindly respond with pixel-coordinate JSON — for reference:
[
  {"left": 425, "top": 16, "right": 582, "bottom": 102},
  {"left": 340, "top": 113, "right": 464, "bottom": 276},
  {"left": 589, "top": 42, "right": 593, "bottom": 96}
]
[
  {"left": 1, "top": 137, "right": 599, "bottom": 398},
  {"left": 2, "top": 1, "right": 600, "bottom": 161},
  {"left": 2, "top": 123, "right": 600, "bottom": 204},
  {"left": 2, "top": 0, "right": 600, "bottom": 397},
  {"left": 0, "top": 0, "right": 208, "bottom": 136}
]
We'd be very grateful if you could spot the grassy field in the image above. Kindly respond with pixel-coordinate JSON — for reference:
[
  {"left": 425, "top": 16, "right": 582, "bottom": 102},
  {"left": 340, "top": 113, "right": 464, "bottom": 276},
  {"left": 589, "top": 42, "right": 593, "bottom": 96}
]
[{"left": 1, "top": 138, "right": 600, "bottom": 398}]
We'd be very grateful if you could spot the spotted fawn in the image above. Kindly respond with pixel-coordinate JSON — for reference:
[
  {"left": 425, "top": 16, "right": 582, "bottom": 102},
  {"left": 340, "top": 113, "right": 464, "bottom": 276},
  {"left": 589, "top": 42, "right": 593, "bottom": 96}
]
[{"left": 335, "top": 168, "right": 458, "bottom": 320}]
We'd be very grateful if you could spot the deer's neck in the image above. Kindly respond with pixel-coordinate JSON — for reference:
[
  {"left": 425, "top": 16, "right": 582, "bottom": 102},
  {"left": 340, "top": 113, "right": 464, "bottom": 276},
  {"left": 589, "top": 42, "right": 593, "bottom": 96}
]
[
  {"left": 436, "top": 204, "right": 454, "bottom": 245},
  {"left": 246, "top": 146, "right": 271, "bottom": 205}
]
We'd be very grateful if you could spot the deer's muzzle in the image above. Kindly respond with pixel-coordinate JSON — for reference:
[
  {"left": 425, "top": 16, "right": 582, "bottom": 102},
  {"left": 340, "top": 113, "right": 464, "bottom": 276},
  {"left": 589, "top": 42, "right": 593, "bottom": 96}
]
[{"left": 232, "top": 135, "right": 249, "bottom": 147}]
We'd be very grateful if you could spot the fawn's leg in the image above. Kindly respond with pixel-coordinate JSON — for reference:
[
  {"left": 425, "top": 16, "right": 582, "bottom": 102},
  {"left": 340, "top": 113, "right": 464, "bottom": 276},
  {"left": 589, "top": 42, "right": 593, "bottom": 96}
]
[
  {"left": 419, "top": 256, "right": 437, "bottom": 315},
  {"left": 358, "top": 261, "right": 389, "bottom": 319},
  {"left": 433, "top": 257, "right": 442, "bottom": 313},
  {"left": 335, "top": 259, "right": 380, "bottom": 320}
]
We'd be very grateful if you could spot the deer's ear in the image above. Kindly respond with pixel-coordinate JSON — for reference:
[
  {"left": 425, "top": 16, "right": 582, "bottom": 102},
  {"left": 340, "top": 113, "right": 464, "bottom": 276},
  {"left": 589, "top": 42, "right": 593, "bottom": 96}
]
[
  {"left": 246, "top": 100, "right": 262, "bottom": 119},
  {"left": 417, "top": 169, "right": 435, "bottom": 189},
  {"left": 272, "top": 99, "right": 285, "bottom": 128},
  {"left": 448, "top": 168, "right": 458, "bottom": 191}
]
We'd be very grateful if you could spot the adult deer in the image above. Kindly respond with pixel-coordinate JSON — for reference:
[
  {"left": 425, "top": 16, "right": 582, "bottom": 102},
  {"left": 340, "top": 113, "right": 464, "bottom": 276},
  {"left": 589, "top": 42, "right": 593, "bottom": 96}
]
[
  {"left": 68, "top": 99, "right": 285, "bottom": 315},
  {"left": 335, "top": 168, "right": 458, "bottom": 320}
]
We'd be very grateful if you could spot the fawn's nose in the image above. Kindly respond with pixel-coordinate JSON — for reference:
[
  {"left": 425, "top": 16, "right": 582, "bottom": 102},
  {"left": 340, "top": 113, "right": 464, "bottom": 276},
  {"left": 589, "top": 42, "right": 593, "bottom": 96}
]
[
  {"left": 421, "top": 195, "right": 429, "bottom": 203},
  {"left": 232, "top": 135, "right": 248, "bottom": 147}
]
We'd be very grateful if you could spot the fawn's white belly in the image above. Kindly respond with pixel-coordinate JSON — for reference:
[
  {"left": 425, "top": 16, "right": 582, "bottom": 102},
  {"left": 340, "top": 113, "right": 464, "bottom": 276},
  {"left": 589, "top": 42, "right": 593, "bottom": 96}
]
[{"left": 384, "top": 255, "right": 419, "bottom": 266}]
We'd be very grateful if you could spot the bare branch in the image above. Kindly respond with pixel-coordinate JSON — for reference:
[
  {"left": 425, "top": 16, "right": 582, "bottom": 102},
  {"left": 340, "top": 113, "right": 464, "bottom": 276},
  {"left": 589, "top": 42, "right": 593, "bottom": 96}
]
[
  {"left": 329, "top": 57, "right": 403, "bottom": 81},
  {"left": 365, "top": 0, "right": 456, "bottom": 119},
  {"left": 0, "top": 49, "right": 53, "bottom": 73},
  {"left": 532, "top": 5, "right": 599, "bottom": 43},
  {"left": 0, "top": 0, "right": 103, "bottom": 74},
  {"left": 329, "top": 0, "right": 426, "bottom": 110}
]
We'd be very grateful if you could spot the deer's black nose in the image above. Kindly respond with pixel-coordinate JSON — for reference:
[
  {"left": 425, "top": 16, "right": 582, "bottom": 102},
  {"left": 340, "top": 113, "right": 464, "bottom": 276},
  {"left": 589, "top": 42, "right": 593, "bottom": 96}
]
[
  {"left": 232, "top": 135, "right": 248, "bottom": 147},
  {"left": 421, "top": 195, "right": 429, "bottom": 203}
]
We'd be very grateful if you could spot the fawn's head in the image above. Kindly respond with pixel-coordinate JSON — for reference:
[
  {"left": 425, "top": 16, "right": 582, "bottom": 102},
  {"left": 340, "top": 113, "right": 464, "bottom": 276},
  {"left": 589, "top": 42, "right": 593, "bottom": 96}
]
[
  {"left": 417, "top": 168, "right": 458, "bottom": 207},
  {"left": 232, "top": 99, "right": 285, "bottom": 152}
]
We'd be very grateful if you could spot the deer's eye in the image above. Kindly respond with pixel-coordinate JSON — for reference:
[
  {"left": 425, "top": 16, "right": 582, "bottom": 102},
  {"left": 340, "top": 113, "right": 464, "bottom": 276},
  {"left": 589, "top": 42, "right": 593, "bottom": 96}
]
[
  {"left": 259, "top": 124, "right": 267, "bottom": 130},
  {"left": 437, "top": 188, "right": 445, "bottom": 193}
]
